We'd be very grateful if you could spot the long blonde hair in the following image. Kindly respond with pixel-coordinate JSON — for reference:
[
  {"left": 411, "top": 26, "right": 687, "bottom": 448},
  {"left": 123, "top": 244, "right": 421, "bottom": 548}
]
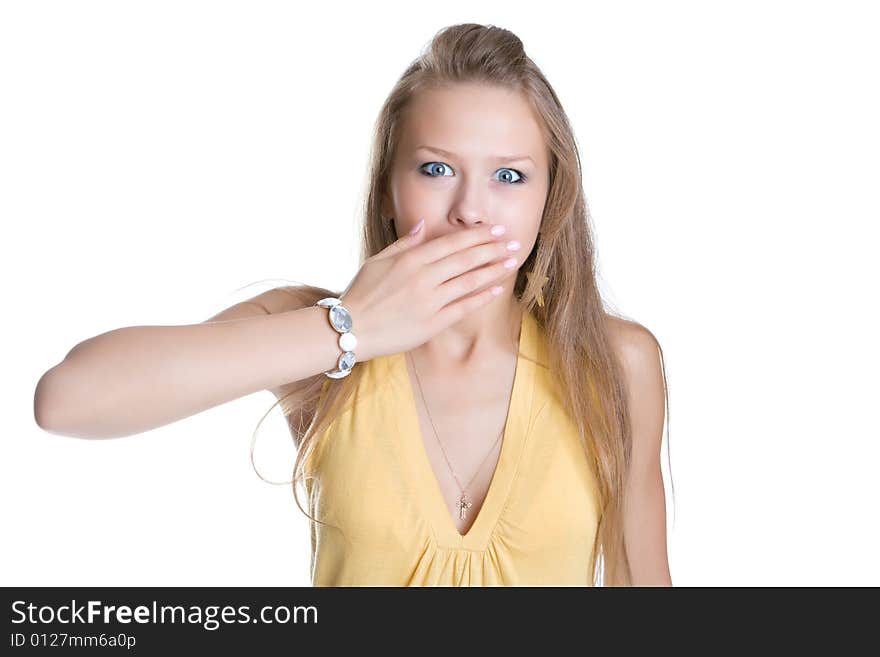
[{"left": 249, "top": 23, "right": 673, "bottom": 587}]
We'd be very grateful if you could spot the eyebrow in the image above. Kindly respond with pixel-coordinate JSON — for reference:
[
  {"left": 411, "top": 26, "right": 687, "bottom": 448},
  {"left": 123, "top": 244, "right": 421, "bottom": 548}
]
[{"left": 414, "top": 145, "right": 535, "bottom": 165}]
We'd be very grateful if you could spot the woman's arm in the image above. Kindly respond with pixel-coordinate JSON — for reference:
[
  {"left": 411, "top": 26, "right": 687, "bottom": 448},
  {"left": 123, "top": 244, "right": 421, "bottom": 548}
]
[
  {"left": 33, "top": 288, "right": 344, "bottom": 440},
  {"left": 609, "top": 318, "right": 673, "bottom": 586}
]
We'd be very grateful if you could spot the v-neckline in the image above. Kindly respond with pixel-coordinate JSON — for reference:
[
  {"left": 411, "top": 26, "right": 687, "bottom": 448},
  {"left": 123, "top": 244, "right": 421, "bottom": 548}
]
[{"left": 394, "top": 308, "right": 535, "bottom": 550}]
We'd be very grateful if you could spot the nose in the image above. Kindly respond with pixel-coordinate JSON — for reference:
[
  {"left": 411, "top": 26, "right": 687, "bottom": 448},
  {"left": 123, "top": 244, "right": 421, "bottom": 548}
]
[
  {"left": 449, "top": 176, "right": 491, "bottom": 228},
  {"left": 451, "top": 202, "right": 490, "bottom": 228}
]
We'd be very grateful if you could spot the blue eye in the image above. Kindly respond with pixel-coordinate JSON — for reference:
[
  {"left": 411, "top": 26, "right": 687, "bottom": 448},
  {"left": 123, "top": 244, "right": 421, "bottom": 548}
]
[{"left": 418, "top": 162, "right": 528, "bottom": 184}]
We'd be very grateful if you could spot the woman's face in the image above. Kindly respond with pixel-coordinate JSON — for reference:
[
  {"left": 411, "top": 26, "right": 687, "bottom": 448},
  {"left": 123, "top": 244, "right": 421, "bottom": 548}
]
[{"left": 382, "top": 83, "right": 550, "bottom": 262}]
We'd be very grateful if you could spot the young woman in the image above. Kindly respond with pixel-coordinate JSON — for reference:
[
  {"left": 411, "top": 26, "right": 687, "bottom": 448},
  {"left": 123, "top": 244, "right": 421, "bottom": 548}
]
[{"left": 34, "top": 23, "right": 672, "bottom": 587}]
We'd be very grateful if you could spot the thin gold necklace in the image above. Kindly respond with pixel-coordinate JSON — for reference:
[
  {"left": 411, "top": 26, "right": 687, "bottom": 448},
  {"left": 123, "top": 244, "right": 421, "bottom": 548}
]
[{"left": 407, "top": 351, "right": 506, "bottom": 521}]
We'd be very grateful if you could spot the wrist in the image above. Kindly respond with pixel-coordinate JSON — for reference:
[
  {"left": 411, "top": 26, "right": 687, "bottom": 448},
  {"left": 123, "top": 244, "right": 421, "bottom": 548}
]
[{"left": 315, "top": 297, "right": 364, "bottom": 377}]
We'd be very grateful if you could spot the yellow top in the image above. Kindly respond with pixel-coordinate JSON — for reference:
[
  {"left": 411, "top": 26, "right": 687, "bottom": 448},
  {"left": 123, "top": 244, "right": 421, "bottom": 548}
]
[{"left": 303, "top": 308, "right": 601, "bottom": 586}]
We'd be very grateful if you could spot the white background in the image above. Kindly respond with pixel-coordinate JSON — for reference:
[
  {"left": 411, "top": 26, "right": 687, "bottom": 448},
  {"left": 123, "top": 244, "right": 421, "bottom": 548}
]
[{"left": 2, "top": 0, "right": 877, "bottom": 586}]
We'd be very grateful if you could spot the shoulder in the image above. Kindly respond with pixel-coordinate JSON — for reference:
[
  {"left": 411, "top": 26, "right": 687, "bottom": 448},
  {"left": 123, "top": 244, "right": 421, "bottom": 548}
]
[
  {"left": 602, "top": 314, "right": 663, "bottom": 376},
  {"left": 201, "top": 285, "right": 313, "bottom": 323},
  {"left": 602, "top": 313, "right": 666, "bottom": 450},
  {"left": 238, "top": 285, "right": 315, "bottom": 315}
]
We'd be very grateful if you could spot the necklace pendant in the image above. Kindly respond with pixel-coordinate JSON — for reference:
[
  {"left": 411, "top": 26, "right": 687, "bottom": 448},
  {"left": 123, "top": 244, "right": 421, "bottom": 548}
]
[{"left": 456, "top": 493, "right": 473, "bottom": 520}]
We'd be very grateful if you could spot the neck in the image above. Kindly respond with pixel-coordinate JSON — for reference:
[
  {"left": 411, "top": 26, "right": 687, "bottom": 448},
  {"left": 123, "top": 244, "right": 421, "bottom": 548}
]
[{"left": 412, "top": 295, "right": 523, "bottom": 369}]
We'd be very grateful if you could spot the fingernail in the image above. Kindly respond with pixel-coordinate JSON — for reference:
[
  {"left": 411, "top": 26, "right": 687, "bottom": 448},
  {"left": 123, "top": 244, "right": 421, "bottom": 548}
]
[
  {"left": 408, "top": 218, "right": 424, "bottom": 235},
  {"left": 503, "top": 257, "right": 518, "bottom": 269},
  {"left": 506, "top": 240, "right": 520, "bottom": 251},
  {"left": 490, "top": 224, "right": 507, "bottom": 236}
]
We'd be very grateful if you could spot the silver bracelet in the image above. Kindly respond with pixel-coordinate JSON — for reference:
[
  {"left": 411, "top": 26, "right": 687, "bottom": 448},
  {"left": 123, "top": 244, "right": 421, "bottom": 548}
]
[{"left": 315, "top": 297, "right": 358, "bottom": 379}]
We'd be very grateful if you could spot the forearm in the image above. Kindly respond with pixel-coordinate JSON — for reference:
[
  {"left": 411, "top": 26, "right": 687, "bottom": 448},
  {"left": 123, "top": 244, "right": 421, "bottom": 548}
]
[{"left": 34, "top": 305, "right": 344, "bottom": 439}]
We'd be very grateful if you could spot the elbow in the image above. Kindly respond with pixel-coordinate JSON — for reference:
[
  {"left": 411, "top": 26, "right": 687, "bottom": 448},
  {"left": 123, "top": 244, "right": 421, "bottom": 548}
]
[
  {"left": 33, "top": 364, "right": 77, "bottom": 436},
  {"left": 34, "top": 360, "right": 135, "bottom": 440}
]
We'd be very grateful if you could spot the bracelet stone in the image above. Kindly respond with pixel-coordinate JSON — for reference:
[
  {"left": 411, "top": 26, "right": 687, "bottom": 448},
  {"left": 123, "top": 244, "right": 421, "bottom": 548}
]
[{"left": 315, "top": 297, "right": 357, "bottom": 379}]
